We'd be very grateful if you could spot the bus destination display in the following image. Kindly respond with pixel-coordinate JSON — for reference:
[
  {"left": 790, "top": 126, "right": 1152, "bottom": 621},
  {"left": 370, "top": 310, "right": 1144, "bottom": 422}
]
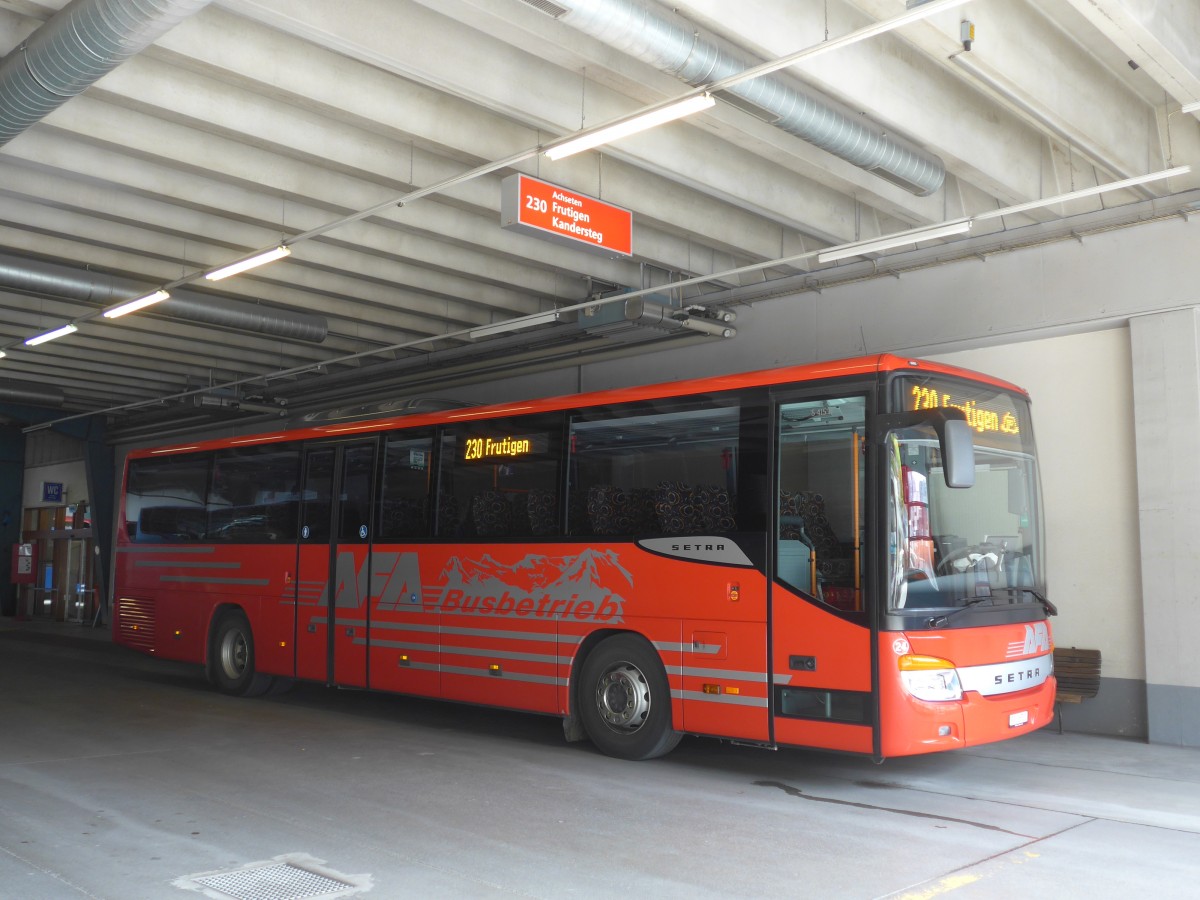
[{"left": 462, "top": 433, "right": 548, "bottom": 462}]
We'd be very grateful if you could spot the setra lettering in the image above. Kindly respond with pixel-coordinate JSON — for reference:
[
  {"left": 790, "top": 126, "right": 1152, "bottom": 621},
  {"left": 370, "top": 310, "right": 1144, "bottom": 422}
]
[
  {"left": 671, "top": 543, "right": 726, "bottom": 552},
  {"left": 994, "top": 665, "right": 1042, "bottom": 686}
]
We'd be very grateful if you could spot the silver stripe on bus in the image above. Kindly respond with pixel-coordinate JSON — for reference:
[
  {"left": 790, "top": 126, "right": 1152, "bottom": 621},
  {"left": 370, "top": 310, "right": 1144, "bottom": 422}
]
[
  {"left": 355, "top": 638, "right": 557, "bottom": 665},
  {"left": 117, "top": 546, "right": 215, "bottom": 554},
  {"left": 370, "top": 621, "right": 562, "bottom": 644},
  {"left": 772, "top": 673, "right": 794, "bottom": 684},
  {"left": 686, "top": 643, "right": 723, "bottom": 655},
  {"left": 159, "top": 576, "right": 271, "bottom": 586},
  {"left": 674, "top": 689, "right": 768, "bottom": 707},
  {"left": 136, "top": 560, "right": 241, "bottom": 569},
  {"left": 679, "top": 667, "right": 767, "bottom": 682},
  {"left": 441, "top": 664, "right": 564, "bottom": 686},
  {"left": 653, "top": 642, "right": 691, "bottom": 653}
]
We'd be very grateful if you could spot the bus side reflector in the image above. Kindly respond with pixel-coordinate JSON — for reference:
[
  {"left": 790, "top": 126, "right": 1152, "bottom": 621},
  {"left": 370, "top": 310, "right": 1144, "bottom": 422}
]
[
  {"left": 728, "top": 583, "right": 740, "bottom": 603},
  {"left": 489, "top": 664, "right": 502, "bottom": 676},
  {"left": 399, "top": 655, "right": 410, "bottom": 667},
  {"left": 702, "top": 683, "right": 722, "bottom": 694}
]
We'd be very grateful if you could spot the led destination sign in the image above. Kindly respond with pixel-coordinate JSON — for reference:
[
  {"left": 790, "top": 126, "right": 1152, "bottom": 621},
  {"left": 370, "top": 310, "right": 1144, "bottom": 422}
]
[
  {"left": 462, "top": 433, "right": 549, "bottom": 462},
  {"left": 909, "top": 384, "right": 1020, "bottom": 435}
]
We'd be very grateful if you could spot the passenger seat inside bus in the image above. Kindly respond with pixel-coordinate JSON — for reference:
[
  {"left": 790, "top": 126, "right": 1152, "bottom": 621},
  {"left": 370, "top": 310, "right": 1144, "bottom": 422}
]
[{"left": 779, "top": 489, "right": 855, "bottom": 594}]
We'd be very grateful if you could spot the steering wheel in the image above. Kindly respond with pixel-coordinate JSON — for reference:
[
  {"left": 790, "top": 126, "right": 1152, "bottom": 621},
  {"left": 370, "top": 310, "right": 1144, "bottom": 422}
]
[{"left": 935, "top": 542, "right": 1003, "bottom": 575}]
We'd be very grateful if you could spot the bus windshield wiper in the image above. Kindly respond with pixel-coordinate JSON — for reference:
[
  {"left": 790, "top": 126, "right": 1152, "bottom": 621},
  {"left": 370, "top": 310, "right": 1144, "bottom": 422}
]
[
  {"left": 985, "top": 586, "right": 1058, "bottom": 617},
  {"left": 1025, "top": 589, "right": 1057, "bottom": 617},
  {"left": 926, "top": 596, "right": 992, "bottom": 628}
]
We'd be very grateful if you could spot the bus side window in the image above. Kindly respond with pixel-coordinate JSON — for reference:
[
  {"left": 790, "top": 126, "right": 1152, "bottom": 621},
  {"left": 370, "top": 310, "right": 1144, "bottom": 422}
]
[
  {"left": 207, "top": 443, "right": 301, "bottom": 542},
  {"left": 379, "top": 434, "right": 433, "bottom": 540},
  {"left": 435, "top": 414, "right": 563, "bottom": 540},
  {"left": 124, "top": 453, "right": 212, "bottom": 543},
  {"left": 568, "top": 400, "right": 741, "bottom": 537}
]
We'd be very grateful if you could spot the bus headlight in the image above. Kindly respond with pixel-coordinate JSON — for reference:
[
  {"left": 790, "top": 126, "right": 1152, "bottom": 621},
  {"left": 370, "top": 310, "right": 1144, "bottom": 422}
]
[{"left": 899, "top": 654, "right": 963, "bottom": 702}]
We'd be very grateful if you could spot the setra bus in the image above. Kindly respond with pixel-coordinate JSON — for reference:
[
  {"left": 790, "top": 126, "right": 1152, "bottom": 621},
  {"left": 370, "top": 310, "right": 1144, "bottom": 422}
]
[{"left": 113, "top": 354, "right": 1056, "bottom": 761}]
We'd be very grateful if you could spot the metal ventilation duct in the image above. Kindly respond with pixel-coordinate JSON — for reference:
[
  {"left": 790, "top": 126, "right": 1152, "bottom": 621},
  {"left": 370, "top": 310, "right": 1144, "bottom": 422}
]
[
  {"left": 525, "top": 0, "right": 945, "bottom": 196},
  {"left": 0, "top": 251, "right": 328, "bottom": 343},
  {"left": 0, "top": 380, "right": 65, "bottom": 407},
  {"left": 0, "top": 0, "right": 211, "bottom": 146}
]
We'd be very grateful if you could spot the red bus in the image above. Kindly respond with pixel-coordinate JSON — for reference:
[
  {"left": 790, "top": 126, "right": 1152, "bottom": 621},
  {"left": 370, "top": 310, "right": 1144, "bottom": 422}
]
[{"left": 113, "top": 354, "right": 1056, "bottom": 761}]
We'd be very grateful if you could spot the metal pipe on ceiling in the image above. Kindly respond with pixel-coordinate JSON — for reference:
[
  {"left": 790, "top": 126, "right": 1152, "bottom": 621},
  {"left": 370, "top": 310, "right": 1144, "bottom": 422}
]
[
  {"left": 0, "top": 380, "right": 65, "bottom": 407},
  {"left": 524, "top": 0, "right": 946, "bottom": 196},
  {"left": 0, "top": 251, "right": 329, "bottom": 343},
  {"left": 0, "top": 0, "right": 212, "bottom": 147}
]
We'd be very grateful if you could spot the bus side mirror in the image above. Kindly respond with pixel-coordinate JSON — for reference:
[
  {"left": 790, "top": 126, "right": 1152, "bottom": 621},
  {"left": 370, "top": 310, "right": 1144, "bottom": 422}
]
[
  {"left": 941, "top": 418, "right": 975, "bottom": 488},
  {"left": 875, "top": 408, "right": 976, "bottom": 489}
]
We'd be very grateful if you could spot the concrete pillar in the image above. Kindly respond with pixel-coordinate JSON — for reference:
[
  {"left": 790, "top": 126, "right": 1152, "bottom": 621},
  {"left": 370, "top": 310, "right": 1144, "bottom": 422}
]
[{"left": 1130, "top": 309, "right": 1200, "bottom": 746}]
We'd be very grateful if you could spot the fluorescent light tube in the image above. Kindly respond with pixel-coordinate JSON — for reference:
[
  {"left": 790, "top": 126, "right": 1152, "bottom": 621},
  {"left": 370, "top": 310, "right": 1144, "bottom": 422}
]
[
  {"left": 545, "top": 94, "right": 716, "bottom": 161},
  {"left": 103, "top": 289, "right": 170, "bottom": 319},
  {"left": 1183, "top": 101, "right": 1200, "bottom": 115},
  {"left": 205, "top": 245, "right": 291, "bottom": 281},
  {"left": 0, "top": 350, "right": 6, "bottom": 359},
  {"left": 26, "top": 323, "right": 79, "bottom": 346},
  {"left": 818, "top": 220, "right": 972, "bottom": 263},
  {"left": 974, "top": 166, "right": 1192, "bottom": 222},
  {"left": 469, "top": 311, "right": 560, "bottom": 339}
]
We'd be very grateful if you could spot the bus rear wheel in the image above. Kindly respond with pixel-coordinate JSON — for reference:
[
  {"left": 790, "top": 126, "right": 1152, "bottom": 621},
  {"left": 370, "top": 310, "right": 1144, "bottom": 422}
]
[
  {"left": 211, "top": 610, "right": 272, "bottom": 697},
  {"left": 578, "top": 634, "right": 681, "bottom": 760}
]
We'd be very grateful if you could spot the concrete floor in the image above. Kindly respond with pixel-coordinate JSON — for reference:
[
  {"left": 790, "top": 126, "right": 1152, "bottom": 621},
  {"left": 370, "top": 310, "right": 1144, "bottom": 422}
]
[{"left": 2, "top": 619, "right": 1198, "bottom": 900}]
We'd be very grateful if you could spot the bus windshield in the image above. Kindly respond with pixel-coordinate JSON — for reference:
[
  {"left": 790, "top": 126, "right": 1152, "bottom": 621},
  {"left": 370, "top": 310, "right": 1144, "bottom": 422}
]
[{"left": 887, "top": 378, "right": 1044, "bottom": 614}]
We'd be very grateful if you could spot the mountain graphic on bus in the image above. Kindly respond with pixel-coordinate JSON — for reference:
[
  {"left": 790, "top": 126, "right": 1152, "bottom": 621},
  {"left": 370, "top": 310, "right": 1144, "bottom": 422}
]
[{"left": 433, "top": 548, "right": 632, "bottom": 622}]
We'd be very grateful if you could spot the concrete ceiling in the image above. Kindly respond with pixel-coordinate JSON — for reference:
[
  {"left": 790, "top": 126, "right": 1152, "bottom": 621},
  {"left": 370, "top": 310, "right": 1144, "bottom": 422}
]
[{"left": 1, "top": 0, "right": 1198, "bottom": 441}]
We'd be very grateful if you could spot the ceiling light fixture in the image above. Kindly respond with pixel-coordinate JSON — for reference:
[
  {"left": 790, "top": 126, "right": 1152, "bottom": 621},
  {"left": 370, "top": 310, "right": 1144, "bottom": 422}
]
[
  {"left": 204, "top": 245, "right": 291, "bottom": 281},
  {"left": 817, "top": 220, "right": 972, "bottom": 263},
  {"left": 25, "top": 323, "right": 79, "bottom": 347},
  {"left": 973, "top": 165, "right": 1192, "bottom": 222},
  {"left": 545, "top": 94, "right": 716, "bottom": 161},
  {"left": 103, "top": 289, "right": 170, "bottom": 319},
  {"left": 1182, "top": 101, "right": 1200, "bottom": 115},
  {"left": 469, "top": 311, "right": 560, "bottom": 339}
]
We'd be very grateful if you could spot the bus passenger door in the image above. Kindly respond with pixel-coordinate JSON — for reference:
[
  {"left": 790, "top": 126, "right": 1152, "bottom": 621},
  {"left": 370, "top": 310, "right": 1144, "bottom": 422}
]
[
  {"left": 294, "top": 441, "right": 377, "bottom": 687},
  {"left": 771, "top": 393, "right": 875, "bottom": 755},
  {"left": 331, "top": 442, "right": 376, "bottom": 688}
]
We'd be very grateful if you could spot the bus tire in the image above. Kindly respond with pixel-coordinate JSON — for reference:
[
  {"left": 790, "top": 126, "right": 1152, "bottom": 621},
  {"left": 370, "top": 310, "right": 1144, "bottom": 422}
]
[
  {"left": 211, "top": 610, "right": 272, "bottom": 697},
  {"left": 578, "top": 634, "right": 681, "bottom": 760}
]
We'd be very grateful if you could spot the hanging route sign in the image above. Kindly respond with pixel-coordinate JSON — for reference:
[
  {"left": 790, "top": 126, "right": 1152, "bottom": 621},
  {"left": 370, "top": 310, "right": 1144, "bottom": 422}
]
[{"left": 501, "top": 173, "right": 632, "bottom": 257}]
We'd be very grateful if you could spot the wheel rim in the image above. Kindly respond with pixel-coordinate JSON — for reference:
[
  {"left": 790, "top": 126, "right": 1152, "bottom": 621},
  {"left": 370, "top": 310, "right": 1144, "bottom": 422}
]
[
  {"left": 594, "top": 662, "right": 651, "bottom": 733},
  {"left": 220, "top": 628, "right": 249, "bottom": 680}
]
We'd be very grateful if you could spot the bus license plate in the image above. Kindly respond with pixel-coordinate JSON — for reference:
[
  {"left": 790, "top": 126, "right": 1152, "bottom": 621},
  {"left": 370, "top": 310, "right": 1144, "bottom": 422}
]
[{"left": 1009, "top": 710, "right": 1029, "bottom": 728}]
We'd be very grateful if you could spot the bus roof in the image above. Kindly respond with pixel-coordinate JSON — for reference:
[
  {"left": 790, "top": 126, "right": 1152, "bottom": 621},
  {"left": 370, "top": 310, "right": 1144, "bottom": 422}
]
[{"left": 130, "top": 353, "right": 1028, "bottom": 458}]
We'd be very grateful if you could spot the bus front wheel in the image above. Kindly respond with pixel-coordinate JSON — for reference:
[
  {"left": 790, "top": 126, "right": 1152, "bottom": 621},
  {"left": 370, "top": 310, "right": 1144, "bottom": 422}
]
[
  {"left": 211, "top": 610, "right": 272, "bottom": 697},
  {"left": 578, "top": 634, "right": 681, "bottom": 760}
]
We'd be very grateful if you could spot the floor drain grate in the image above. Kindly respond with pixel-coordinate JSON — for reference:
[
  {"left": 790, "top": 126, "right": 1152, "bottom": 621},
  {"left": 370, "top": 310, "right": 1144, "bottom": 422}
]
[{"left": 187, "top": 859, "right": 362, "bottom": 900}]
